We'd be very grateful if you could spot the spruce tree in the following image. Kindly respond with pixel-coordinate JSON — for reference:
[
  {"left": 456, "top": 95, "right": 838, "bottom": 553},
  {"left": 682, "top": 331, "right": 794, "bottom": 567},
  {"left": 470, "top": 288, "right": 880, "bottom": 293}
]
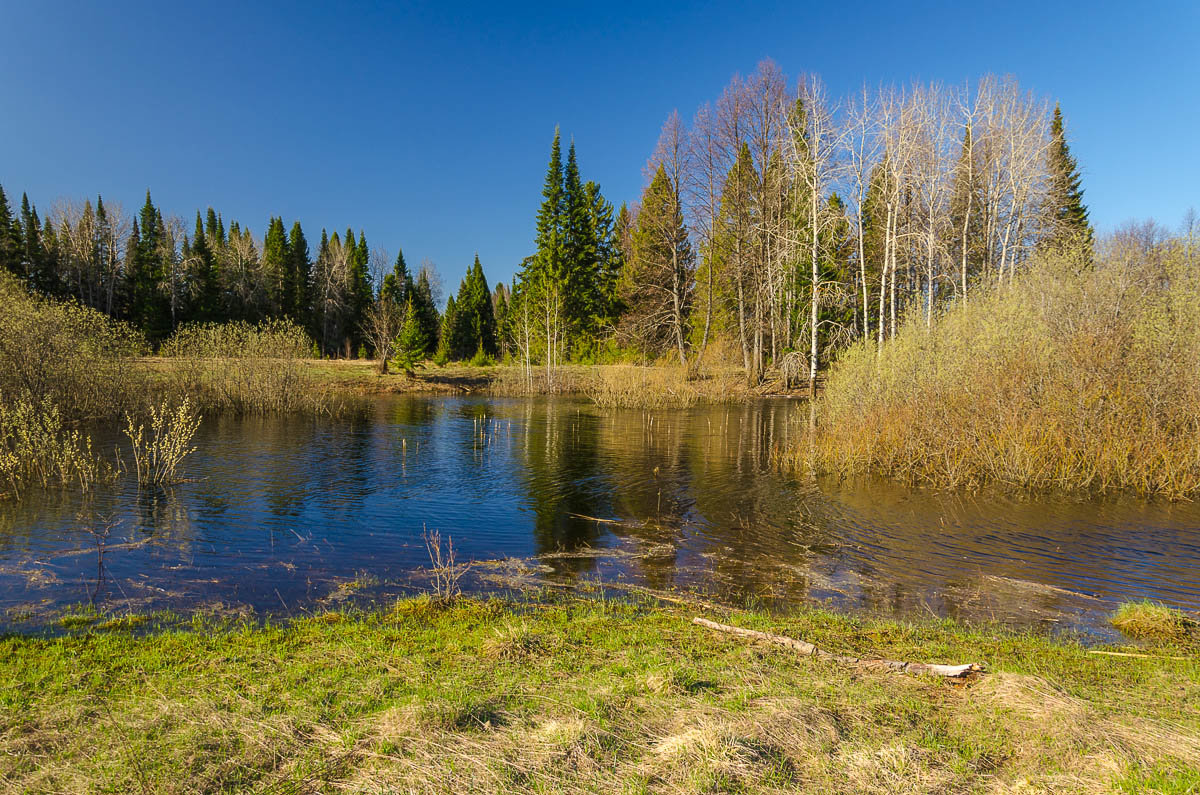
[
  {"left": 314, "top": 229, "right": 333, "bottom": 352},
  {"left": 205, "top": 208, "right": 226, "bottom": 247},
  {"left": 122, "top": 219, "right": 141, "bottom": 322},
  {"left": 0, "top": 185, "right": 19, "bottom": 276},
  {"left": 39, "top": 216, "right": 61, "bottom": 297},
  {"left": 381, "top": 248, "right": 410, "bottom": 307},
  {"left": 626, "top": 165, "right": 694, "bottom": 363},
  {"left": 1045, "top": 104, "right": 1092, "bottom": 249},
  {"left": 506, "top": 128, "right": 574, "bottom": 368},
  {"left": 350, "top": 230, "right": 372, "bottom": 353},
  {"left": 411, "top": 268, "right": 440, "bottom": 358},
  {"left": 18, "top": 193, "right": 41, "bottom": 286},
  {"left": 610, "top": 203, "right": 632, "bottom": 320},
  {"left": 392, "top": 297, "right": 426, "bottom": 375},
  {"left": 262, "top": 216, "right": 289, "bottom": 315},
  {"left": 492, "top": 282, "right": 509, "bottom": 358},
  {"left": 191, "top": 212, "right": 221, "bottom": 321},
  {"left": 436, "top": 295, "right": 458, "bottom": 362},
  {"left": 287, "top": 221, "right": 310, "bottom": 323},
  {"left": 535, "top": 129, "right": 566, "bottom": 273},
  {"left": 562, "top": 142, "right": 596, "bottom": 335},
  {"left": 586, "top": 181, "right": 619, "bottom": 326},
  {"left": 448, "top": 254, "right": 498, "bottom": 359},
  {"left": 126, "top": 191, "right": 169, "bottom": 339}
]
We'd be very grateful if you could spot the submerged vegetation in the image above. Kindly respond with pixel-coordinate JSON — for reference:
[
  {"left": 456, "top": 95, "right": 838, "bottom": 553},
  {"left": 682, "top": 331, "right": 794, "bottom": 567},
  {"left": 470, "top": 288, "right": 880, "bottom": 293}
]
[
  {"left": 1, "top": 595, "right": 1197, "bottom": 793},
  {"left": 805, "top": 231, "right": 1200, "bottom": 498}
]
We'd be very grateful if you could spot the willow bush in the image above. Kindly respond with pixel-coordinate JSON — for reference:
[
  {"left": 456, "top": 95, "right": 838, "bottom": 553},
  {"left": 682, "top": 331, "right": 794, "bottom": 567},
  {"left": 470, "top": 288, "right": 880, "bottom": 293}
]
[
  {"left": 123, "top": 398, "right": 201, "bottom": 488},
  {"left": 160, "top": 319, "right": 331, "bottom": 414},
  {"left": 0, "top": 398, "right": 109, "bottom": 498},
  {"left": 0, "top": 274, "right": 143, "bottom": 497},
  {"left": 0, "top": 272, "right": 145, "bottom": 422},
  {"left": 806, "top": 238, "right": 1200, "bottom": 498}
]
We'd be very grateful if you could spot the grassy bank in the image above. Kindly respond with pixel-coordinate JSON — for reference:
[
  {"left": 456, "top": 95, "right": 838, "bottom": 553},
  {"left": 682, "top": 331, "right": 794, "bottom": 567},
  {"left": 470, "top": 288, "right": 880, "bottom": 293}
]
[
  {"left": 2, "top": 595, "right": 1197, "bottom": 793},
  {"left": 803, "top": 240, "right": 1200, "bottom": 499},
  {"left": 268, "top": 358, "right": 795, "bottom": 405}
]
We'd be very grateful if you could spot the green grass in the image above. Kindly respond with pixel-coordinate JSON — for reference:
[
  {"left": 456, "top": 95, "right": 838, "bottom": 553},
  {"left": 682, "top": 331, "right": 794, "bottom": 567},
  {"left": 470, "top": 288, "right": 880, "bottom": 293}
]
[
  {"left": 1112, "top": 600, "right": 1198, "bottom": 642},
  {"left": 1116, "top": 762, "right": 1200, "bottom": 794},
  {"left": 1, "top": 595, "right": 1197, "bottom": 793}
]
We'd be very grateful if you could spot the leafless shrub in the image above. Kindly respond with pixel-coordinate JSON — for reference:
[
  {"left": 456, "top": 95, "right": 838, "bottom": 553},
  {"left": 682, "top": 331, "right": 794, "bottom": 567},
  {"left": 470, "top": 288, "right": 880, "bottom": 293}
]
[
  {"left": 423, "top": 527, "right": 468, "bottom": 604},
  {"left": 159, "top": 319, "right": 329, "bottom": 414},
  {"left": 804, "top": 234, "right": 1200, "bottom": 497}
]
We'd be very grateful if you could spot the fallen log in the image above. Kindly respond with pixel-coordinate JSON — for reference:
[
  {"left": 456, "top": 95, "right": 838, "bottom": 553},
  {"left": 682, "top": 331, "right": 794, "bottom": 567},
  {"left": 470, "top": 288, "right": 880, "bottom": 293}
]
[{"left": 692, "top": 617, "right": 984, "bottom": 679}]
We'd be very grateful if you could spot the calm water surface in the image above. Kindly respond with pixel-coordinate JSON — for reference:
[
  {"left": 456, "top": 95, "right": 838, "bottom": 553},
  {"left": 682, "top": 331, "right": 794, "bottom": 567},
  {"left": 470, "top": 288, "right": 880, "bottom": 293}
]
[{"left": 3, "top": 396, "right": 1199, "bottom": 636}]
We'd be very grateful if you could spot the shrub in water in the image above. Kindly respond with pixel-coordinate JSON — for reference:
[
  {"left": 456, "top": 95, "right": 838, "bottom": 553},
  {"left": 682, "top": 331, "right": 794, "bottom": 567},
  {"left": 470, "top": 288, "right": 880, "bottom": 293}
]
[
  {"left": 0, "top": 398, "right": 107, "bottom": 498},
  {"left": 123, "top": 398, "right": 201, "bottom": 488}
]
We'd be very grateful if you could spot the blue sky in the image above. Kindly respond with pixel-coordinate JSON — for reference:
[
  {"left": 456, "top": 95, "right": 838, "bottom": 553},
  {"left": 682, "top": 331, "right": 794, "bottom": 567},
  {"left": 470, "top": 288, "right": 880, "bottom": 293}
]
[{"left": 2, "top": 0, "right": 1197, "bottom": 290}]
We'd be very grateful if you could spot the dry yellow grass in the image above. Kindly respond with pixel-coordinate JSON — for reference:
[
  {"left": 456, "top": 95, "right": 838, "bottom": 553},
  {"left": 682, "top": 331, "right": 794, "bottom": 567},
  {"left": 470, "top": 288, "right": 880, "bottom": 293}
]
[{"left": 804, "top": 239, "right": 1200, "bottom": 498}]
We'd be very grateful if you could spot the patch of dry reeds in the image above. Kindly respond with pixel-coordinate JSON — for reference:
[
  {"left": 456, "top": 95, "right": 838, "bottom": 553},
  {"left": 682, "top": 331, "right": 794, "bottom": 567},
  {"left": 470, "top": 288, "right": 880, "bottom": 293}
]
[
  {"left": 159, "top": 319, "right": 336, "bottom": 414},
  {"left": 804, "top": 239, "right": 1200, "bottom": 498}
]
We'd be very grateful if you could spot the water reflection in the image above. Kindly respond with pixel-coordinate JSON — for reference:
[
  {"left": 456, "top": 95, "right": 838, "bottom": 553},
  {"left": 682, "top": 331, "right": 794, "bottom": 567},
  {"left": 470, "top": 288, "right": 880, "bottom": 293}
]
[{"left": 1, "top": 395, "right": 1198, "bottom": 636}]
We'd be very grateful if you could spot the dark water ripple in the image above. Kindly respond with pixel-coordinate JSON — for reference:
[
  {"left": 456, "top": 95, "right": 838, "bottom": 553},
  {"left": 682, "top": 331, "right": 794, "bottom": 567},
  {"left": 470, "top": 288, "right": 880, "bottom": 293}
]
[{"left": 1, "top": 395, "right": 1199, "bottom": 636}]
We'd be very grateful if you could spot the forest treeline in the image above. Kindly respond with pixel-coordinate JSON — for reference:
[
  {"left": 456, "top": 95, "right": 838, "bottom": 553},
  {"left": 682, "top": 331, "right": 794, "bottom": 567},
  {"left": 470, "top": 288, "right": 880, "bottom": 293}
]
[
  {"left": 605, "top": 62, "right": 1091, "bottom": 385},
  {"left": 0, "top": 185, "right": 450, "bottom": 358},
  {"left": 0, "top": 59, "right": 1137, "bottom": 388},
  {"left": 491, "top": 61, "right": 1101, "bottom": 389}
]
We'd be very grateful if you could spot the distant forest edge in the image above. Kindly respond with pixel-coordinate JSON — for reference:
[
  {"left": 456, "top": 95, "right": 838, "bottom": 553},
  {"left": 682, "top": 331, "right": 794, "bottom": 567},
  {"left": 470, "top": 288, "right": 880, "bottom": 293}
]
[{"left": 1, "top": 61, "right": 1196, "bottom": 386}]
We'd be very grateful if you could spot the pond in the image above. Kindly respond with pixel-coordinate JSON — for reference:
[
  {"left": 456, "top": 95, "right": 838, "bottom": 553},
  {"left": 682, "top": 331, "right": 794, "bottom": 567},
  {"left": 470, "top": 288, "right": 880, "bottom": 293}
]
[{"left": 3, "top": 395, "right": 1199, "bottom": 637}]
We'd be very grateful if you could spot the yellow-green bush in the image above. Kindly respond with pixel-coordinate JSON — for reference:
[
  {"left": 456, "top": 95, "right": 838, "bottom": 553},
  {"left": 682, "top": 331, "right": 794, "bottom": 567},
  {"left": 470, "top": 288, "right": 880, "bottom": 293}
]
[
  {"left": 805, "top": 239, "right": 1200, "bottom": 497},
  {"left": 160, "top": 319, "right": 331, "bottom": 414},
  {"left": 0, "top": 398, "right": 108, "bottom": 498},
  {"left": 0, "top": 272, "right": 145, "bottom": 422}
]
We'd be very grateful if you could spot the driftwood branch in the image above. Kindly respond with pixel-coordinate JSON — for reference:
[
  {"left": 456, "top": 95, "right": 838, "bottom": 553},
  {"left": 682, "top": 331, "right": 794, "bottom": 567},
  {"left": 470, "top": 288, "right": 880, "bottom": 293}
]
[{"left": 693, "top": 617, "right": 984, "bottom": 679}]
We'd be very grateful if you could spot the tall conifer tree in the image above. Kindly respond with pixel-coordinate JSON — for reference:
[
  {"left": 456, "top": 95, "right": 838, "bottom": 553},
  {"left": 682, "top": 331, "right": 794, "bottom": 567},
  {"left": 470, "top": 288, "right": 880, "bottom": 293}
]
[
  {"left": 381, "top": 248, "right": 410, "bottom": 307},
  {"left": 562, "top": 142, "right": 595, "bottom": 334},
  {"left": 1045, "top": 104, "right": 1092, "bottom": 249},
  {"left": 18, "top": 193, "right": 42, "bottom": 287},
  {"left": 0, "top": 186, "right": 19, "bottom": 276},
  {"left": 191, "top": 211, "right": 221, "bottom": 321},
  {"left": 287, "top": 221, "right": 310, "bottom": 322},
  {"left": 411, "top": 268, "right": 440, "bottom": 358},
  {"left": 262, "top": 216, "right": 289, "bottom": 315}
]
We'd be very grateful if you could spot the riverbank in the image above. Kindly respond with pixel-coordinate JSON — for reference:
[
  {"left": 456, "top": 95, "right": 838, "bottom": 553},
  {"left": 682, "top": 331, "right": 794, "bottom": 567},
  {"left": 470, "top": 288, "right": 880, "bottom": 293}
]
[
  {"left": 147, "top": 356, "right": 812, "bottom": 403},
  {"left": 3, "top": 595, "right": 1197, "bottom": 793}
]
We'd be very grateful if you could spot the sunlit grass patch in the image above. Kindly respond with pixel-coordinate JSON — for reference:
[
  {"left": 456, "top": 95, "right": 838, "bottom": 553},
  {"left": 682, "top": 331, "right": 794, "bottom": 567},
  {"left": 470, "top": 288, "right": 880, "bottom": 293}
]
[
  {"left": 1115, "top": 761, "right": 1200, "bottom": 794},
  {"left": 57, "top": 605, "right": 101, "bottom": 629},
  {"left": 1111, "top": 600, "right": 1197, "bottom": 642},
  {"left": 2, "top": 596, "right": 1198, "bottom": 793}
]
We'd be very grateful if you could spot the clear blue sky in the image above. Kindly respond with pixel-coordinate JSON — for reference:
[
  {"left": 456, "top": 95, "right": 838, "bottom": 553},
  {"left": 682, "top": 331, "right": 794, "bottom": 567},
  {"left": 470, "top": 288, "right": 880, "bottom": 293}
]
[{"left": 2, "top": 0, "right": 1197, "bottom": 290}]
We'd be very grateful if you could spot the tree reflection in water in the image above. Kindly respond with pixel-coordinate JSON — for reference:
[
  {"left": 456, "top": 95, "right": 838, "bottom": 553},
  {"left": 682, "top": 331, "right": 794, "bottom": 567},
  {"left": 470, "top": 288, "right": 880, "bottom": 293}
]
[{"left": 0, "top": 394, "right": 1198, "bottom": 634}]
